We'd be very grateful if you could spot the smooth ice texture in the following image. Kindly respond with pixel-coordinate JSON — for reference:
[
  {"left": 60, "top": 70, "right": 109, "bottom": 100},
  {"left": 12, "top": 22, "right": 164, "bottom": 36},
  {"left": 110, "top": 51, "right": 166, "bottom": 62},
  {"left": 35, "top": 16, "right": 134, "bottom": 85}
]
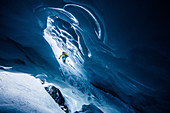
[{"left": 0, "top": 0, "right": 169, "bottom": 113}]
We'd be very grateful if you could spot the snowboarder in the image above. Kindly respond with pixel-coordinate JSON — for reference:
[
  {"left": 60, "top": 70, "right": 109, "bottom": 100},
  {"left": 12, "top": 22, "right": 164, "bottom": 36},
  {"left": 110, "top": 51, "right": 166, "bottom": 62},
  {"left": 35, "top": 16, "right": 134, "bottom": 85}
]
[{"left": 59, "top": 52, "right": 69, "bottom": 63}]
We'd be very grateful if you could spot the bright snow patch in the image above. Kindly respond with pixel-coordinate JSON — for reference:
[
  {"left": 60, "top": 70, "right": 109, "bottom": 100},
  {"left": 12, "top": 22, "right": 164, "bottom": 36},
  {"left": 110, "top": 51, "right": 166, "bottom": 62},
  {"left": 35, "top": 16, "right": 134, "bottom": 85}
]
[{"left": 0, "top": 71, "right": 64, "bottom": 113}]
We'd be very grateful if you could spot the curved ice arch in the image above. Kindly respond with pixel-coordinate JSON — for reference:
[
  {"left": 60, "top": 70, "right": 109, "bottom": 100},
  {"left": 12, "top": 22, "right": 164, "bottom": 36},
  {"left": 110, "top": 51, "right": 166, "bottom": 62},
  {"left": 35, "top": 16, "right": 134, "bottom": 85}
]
[
  {"left": 34, "top": 7, "right": 79, "bottom": 29},
  {"left": 64, "top": 4, "right": 102, "bottom": 41}
]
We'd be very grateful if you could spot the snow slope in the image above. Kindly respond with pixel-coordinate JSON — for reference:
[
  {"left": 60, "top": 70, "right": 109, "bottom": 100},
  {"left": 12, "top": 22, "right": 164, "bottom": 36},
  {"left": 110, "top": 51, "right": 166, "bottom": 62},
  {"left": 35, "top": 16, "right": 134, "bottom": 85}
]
[{"left": 0, "top": 70, "right": 64, "bottom": 113}]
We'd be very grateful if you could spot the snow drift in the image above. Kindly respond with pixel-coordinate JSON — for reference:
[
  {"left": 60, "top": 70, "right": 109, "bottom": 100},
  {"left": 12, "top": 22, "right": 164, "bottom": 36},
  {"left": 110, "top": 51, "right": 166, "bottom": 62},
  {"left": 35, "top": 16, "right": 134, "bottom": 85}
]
[{"left": 0, "top": 70, "right": 64, "bottom": 113}]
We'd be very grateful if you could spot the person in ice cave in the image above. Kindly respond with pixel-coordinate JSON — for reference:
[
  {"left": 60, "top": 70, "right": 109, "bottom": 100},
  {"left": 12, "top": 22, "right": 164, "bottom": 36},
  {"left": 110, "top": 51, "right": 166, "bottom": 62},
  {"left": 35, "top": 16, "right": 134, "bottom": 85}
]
[{"left": 59, "top": 52, "right": 69, "bottom": 63}]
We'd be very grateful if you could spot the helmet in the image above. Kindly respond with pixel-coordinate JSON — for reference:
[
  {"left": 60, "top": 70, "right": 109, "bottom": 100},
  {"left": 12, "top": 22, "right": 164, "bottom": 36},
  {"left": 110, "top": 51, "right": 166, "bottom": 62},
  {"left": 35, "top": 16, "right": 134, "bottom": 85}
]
[{"left": 62, "top": 52, "right": 65, "bottom": 54}]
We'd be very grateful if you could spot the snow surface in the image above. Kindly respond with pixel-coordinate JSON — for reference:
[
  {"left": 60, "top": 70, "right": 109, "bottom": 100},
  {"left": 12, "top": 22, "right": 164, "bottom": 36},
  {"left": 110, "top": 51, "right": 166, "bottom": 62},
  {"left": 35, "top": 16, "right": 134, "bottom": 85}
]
[{"left": 0, "top": 70, "right": 64, "bottom": 113}]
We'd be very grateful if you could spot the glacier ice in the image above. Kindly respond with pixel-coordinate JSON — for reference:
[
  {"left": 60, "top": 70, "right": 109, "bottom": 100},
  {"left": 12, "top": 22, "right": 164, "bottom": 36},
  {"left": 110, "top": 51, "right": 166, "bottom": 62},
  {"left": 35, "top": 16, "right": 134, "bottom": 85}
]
[{"left": 0, "top": 0, "right": 169, "bottom": 113}]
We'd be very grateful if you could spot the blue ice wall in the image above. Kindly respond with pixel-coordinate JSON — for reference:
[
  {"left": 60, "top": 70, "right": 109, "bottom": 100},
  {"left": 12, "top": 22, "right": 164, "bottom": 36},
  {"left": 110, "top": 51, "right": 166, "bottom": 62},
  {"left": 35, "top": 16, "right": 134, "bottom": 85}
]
[{"left": 0, "top": 0, "right": 169, "bottom": 113}]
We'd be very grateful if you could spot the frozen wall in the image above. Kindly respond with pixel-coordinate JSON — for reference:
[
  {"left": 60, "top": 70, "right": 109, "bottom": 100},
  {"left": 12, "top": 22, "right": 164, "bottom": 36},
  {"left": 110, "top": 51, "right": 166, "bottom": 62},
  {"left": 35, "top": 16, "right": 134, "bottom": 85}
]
[{"left": 0, "top": 0, "right": 169, "bottom": 113}]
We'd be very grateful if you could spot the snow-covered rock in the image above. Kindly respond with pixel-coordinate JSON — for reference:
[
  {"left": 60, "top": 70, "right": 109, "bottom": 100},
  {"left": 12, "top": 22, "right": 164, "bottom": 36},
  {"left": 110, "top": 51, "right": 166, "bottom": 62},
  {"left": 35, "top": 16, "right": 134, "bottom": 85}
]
[
  {"left": 0, "top": 71, "right": 64, "bottom": 113},
  {"left": 43, "top": 84, "right": 69, "bottom": 113}
]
